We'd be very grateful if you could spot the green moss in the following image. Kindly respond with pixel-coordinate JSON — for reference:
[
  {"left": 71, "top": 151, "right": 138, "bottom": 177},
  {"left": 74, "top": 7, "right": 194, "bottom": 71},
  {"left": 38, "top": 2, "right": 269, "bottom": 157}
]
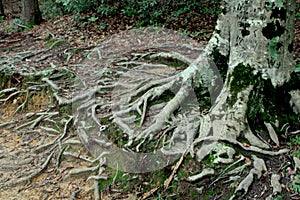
[
  {"left": 211, "top": 47, "right": 229, "bottom": 81},
  {"left": 227, "top": 63, "right": 256, "bottom": 106},
  {"left": 0, "top": 72, "right": 8, "bottom": 90},
  {"left": 203, "top": 188, "right": 217, "bottom": 199},
  {"left": 177, "top": 167, "right": 188, "bottom": 179},
  {"left": 230, "top": 64, "right": 255, "bottom": 92},
  {"left": 149, "top": 90, "right": 174, "bottom": 106},
  {"left": 44, "top": 38, "right": 67, "bottom": 48},
  {"left": 269, "top": 36, "right": 283, "bottom": 66},
  {"left": 44, "top": 37, "right": 56, "bottom": 47},
  {"left": 275, "top": 0, "right": 283, "bottom": 8},
  {"left": 100, "top": 116, "right": 111, "bottom": 124},
  {"left": 104, "top": 124, "right": 126, "bottom": 147},
  {"left": 202, "top": 153, "right": 215, "bottom": 168},
  {"left": 69, "top": 48, "right": 85, "bottom": 54},
  {"left": 247, "top": 72, "right": 300, "bottom": 134},
  {"left": 158, "top": 60, "right": 187, "bottom": 68}
]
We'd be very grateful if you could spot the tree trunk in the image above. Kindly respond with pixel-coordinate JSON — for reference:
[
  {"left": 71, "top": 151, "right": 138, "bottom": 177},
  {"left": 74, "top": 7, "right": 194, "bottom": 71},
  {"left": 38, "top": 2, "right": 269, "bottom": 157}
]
[
  {"left": 189, "top": 0, "right": 296, "bottom": 153},
  {"left": 0, "top": 0, "right": 4, "bottom": 17},
  {"left": 183, "top": 1, "right": 296, "bottom": 197},
  {"left": 21, "top": 0, "right": 42, "bottom": 25}
]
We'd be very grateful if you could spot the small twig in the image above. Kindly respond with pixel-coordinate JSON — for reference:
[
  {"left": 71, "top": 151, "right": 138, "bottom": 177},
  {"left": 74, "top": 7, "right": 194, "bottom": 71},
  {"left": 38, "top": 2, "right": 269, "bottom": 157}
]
[
  {"left": 164, "top": 149, "right": 187, "bottom": 190},
  {"left": 34, "top": 142, "right": 57, "bottom": 153},
  {"left": 63, "top": 151, "right": 93, "bottom": 162},
  {"left": 141, "top": 186, "right": 160, "bottom": 200},
  {"left": 256, "top": 132, "right": 272, "bottom": 148},
  {"left": 149, "top": 51, "right": 192, "bottom": 65},
  {"left": 112, "top": 162, "right": 119, "bottom": 184},
  {"left": 42, "top": 77, "right": 61, "bottom": 91},
  {"left": 34, "top": 116, "right": 72, "bottom": 153},
  {"left": 53, "top": 86, "right": 101, "bottom": 105},
  {"left": 289, "top": 130, "right": 300, "bottom": 135},
  {"left": 87, "top": 175, "right": 108, "bottom": 181},
  {"left": 91, "top": 104, "right": 102, "bottom": 127},
  {"left": 15, "top": 23, "right": 28, "bottom": 29}
]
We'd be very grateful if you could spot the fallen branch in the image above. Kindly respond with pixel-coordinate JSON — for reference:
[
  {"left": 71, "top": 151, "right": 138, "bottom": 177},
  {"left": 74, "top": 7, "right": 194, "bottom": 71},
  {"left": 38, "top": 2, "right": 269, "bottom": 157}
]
[{"left": 164, "top": 150, "right": 186, "bottom": 189}]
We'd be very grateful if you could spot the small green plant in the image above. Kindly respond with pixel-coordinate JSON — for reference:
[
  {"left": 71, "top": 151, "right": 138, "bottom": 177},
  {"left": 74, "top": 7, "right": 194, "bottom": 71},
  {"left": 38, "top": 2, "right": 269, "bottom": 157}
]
[
  {"left": 95, "top": 22, "right": 107, "bottom": 30},
  {"left": 295, "top": 63, "right": 300, "bottom": 73},
  {"left": 8, "top": 18, "right": 27, "bottom": 32},
  {"left": 97, "top": 2, "right": 118, "bottom": 16},
  {"left": 174, "top": 0, "right": 202, "bottom": 16},
  {"left": 202, "top": 153, "right": 216, "bottom": 168},
  {"left": 273, "top": 195, "right": 284, "bottom": 200},
  {"left": 12, "top": 18, "right": 24, "bottom": 26},
  {"left": 121, "top": 4, "right": 137, "bottom": 16},
  {"left": 290, "top": 135, "right": 300, "bottom": 158},
  {"left": 125, "top": 24, "right": 133, "bottom": 29},
  {"left": 291, "top": 174, "right": 300, "bottom": 194},
  {"left": 88, "top": 16, "right": 98, "bottom": 22},
  {"left": 40, "top": 0, "right": 65, "bottom": 19},
  {"left": 99, "top": 168, "right": 125, "bottom": 191},
  {"left": 55, "top": 0, "right": 98, "bottom": 14},
  {"left": 296, "top": 12, "right": 300, "bottom": 21},
  {"left": 192, "top": 29, "right": 212, "bottom": 40},
  {"left": 179, "top": 29, "right": 190, "bottom": 37},
  {"left": 0, "top": 16, "right": 4, "bottom": 24}
]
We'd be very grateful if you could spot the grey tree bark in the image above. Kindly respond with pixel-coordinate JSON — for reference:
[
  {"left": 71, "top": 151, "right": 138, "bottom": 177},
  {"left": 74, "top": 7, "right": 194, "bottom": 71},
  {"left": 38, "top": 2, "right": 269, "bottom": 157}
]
[
  {"left": 191, "top": 0, "right": 296, "bottom": 150},
  {"left": 185, "top": 0, "right": 296, "bottom": 198},
  {"left": 21, "top": 0, "right": 42, "bottom": 25}
]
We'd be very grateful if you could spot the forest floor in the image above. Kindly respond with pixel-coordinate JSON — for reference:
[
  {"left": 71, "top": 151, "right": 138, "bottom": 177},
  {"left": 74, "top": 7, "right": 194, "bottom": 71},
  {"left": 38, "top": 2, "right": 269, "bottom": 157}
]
[{"left": 0, "top": 3, "right": 300, "bottom": 200}]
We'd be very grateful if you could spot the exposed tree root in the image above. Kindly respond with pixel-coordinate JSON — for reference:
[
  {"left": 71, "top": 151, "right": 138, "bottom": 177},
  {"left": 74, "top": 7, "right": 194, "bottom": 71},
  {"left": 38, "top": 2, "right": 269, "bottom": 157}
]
[
  {"left": 0, "top": 24, "right": 298, "bottom": 199},
  {"left": 0, "top": 150, "right": 55, "bottom": 189}
]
